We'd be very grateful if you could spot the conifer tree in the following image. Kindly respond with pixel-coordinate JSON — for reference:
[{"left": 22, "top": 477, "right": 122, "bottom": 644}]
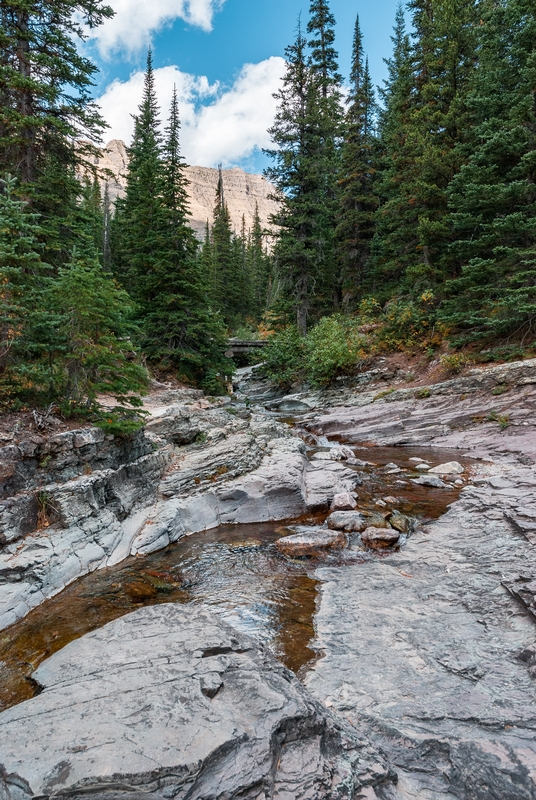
[
  {"left": 265, "top": 23, "right": 329, "bottom": 334},
  {"left": 306, "top": 0, "right": 343, "bottom": 309},
  {"left": 0, "top": 175, "right": 56, "bottom": 401},
  {"left": 370, "top": 0, "right": 477, "bottom": 298},
  {"left": 210, "top": 167, "right": 246, "bottom": 329},
  {"left": 112, "top": 50, "right": 164, "bottom": 294},
  {"left": 248, "top": 203, "right": 272, "bottom": 317},
  {"left": 336, "top": 16, "right": 379, "bottom": 307},
  {"left": 0, "top": 0, "right": 113, "bottom": 189},
  {"left": 115, "top": 80, "right": 229, "bottom": 383},
  {"left": 441, "top": 0, "right": 536, "bottom": 341}
]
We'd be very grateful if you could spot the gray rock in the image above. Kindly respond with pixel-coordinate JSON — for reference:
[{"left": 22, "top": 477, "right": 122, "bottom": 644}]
[
  {"left": 388, "top": 510, "right": 413, "bottom": 534},
  {"left": 306, "top": 465, "right": 536, "bottom": 800},
  {"left": 361, "top": 527, "right": 400, "bottom": 549},
  {"left": 428, "top": 461, "right": 464, "bottom": 475},
  {"left": 327, "top": 511, "right": 369, "bottom": 533},
  {"left": 411, "top": 474, "right": 447, "bottom": 488},
  {"left": 331, "top": 492, "right": 358, "bottom": 511},
  {"left": 276, "top": 527, "right": 348, "bottom": 556},
  {"left": 0, "top": 605, "right": 394, "bottom": 800}
]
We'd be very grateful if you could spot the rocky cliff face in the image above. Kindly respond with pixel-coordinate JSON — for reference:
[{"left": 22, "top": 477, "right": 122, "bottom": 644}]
[{"left": 95, "top": 139, "right": 280, "bottom": 239}]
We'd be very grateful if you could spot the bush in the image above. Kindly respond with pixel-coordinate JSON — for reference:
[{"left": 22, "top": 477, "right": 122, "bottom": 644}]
[
  {"left": 440, "top": 353, "right": 474, "bottom": 374},
  {"left": 261, "top": 326, "right": 306, "bottom": 389},
  {"left": 376, "top": 294, "right": 442, "bottom": 351},
  {"left": 304, "top": 316, "right": 366, "bottom": 387}
]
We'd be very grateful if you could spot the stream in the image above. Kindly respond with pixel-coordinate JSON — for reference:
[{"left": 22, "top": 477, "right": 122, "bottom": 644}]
[{"left": 0, "top": 435, "right": 475, "bottom": 713}]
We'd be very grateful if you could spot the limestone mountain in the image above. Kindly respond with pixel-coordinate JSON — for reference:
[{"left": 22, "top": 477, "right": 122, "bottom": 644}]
[{"left": 94, "top": 139, "right": 280, "bottom": 238}]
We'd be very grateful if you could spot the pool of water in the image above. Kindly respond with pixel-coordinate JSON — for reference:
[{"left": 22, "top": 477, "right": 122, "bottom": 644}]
[{"left": 0, "top": 442, "right": 475, "bottom": 712}]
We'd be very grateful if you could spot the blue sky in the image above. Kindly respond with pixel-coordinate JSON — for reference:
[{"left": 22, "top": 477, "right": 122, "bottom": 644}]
[{"left": 88, "top": 0, "right": 404, "bottom": 172}]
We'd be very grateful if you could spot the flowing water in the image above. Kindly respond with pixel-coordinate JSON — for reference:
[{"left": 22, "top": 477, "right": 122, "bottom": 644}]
[{"left": 0, "top": 439, "right": 475, "bottom": 712}]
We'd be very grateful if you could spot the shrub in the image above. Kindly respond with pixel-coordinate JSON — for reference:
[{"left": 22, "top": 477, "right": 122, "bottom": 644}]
[
  {"left": 304, "top": 316, "right": 366, "bottom": 387},
  {"left": 261, "top": 326, "right": 306, "bottom": 389},
  {"left": 440, "top": 353, "right": 473, "bottom": 374}
]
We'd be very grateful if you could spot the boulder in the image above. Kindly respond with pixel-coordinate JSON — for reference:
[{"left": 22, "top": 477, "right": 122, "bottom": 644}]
[
  {"left": 330, "top": 492, "right": 357, "bottom": 511},
  {"left": 411, "top": 475, "right": 447, "bottom": 488},
  {"left": 276, "top": 527, "right": 348, "bottom": 556},
  {"left": 361, "top": 527, "right": 401, "bottom": 549},
  {"left": 428, "top": 460, "right": 464, "bottom": 475},
  {"left": 0, "top": 605, "right": 394, "bottom": 799},
  {"left": 389, "top": 510, "right": 413, "bottom": 534},
  {"left": 415, "top": 462, "right": 431, "bottom": 470},
  {"left": 328, "top": 445, "right": 355, "bottom": 461},
  {"left": 327, "top": 511, "right": 368, "bottom": 533}
]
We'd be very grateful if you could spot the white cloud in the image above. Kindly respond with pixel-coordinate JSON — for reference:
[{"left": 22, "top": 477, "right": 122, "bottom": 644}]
[
  {"left": 97, "top": 57, "right": 285, "bottom": 168},
  {"left": 86, "top": 0, "right": 224, "bottom": 57}
]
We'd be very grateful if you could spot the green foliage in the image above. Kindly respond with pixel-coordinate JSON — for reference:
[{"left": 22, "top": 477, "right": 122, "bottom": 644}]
[
  {"left": 375, "top": 294, "right": 439, "bottom": 350},
  {"left": 262, "top": 326, "right": 306, "bottom": 389},
  {"left": 304, "top": 315, "right": 366, "bottom": 386},
  {"left": 440, "top": 0, "right": 536, "bottom": 342},
  {"left": 415, "top": 387, "right": 431, "bottom": 399},
  {"left": 265, "top": 1, "right": 343, "bottom": 334},
  {"left": 486, "top": 411, "right": 510, "bottom": 431},
  {"left": 262, "top": 316, "right": 366, "bottom": 388},
  {"left": 336, "top": 15, "right": 379, "bottom": 307},
  {"left": 440, "top": 353, "right": 473, "bottom": 375}
]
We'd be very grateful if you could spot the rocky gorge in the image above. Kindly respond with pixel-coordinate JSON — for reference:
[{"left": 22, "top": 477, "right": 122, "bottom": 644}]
[{"left": 0, "top": 357, "right": 536, "bottom": 799}]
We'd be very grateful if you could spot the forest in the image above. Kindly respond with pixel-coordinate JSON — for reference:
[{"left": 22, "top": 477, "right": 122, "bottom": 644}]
[{"left": 1, "top": 0, "right": 535, "bottom": 426}]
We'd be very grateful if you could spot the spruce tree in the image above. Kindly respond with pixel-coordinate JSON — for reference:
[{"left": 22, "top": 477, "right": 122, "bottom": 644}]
[
  {"left": 306, "top": 0, "right": 343, "bottom": 309},
  {"left": 114, "top": 79, "right": 229, "bottom": 383},
  {"left": 336, "top": 16, "right": 379, "bottom": 307},
  {"left": 210, "top": 167, "right": 244, "bottom": 329},
  {"left": 441, "top": 0, "right": 536, "bottom": 342},
  {"left": 0, "top": 175, "right": 57, "bottom": 402},
  {"left": 248, "top": 203, "right": 272, "bottom": 318},
  {"left": 0, "top": 0, "right": 113, "bottom": 188},
  {"left": 370, "top": 0, "right": 477, "bottom": 298},
  {"left": 265, "top": 24, "right": 328, "bottom": 334},
  {"left": 112, "top": 50, "right": 164, "bottom": 295}
]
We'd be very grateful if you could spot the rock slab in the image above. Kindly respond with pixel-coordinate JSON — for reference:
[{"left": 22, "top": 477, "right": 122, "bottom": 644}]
[
  {"left": 276, "top": 527, "right": 348, "bottom": 556},
  {"left": 0, "top": 604, "right": 395, "bottom": 800}
]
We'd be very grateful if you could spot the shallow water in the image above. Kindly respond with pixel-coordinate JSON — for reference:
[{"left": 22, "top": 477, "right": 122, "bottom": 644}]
[{"left": 0, "top": 443, "right": 475, "bottom": 712}]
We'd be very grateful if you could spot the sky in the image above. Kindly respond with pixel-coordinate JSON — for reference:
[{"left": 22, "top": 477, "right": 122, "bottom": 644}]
[{"left": 86, "top": 0, "right": 404, "bottom": 173}]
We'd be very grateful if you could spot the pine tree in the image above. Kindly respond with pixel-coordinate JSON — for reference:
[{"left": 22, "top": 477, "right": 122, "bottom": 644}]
[
  {"left": 114, "top": 81, "right": 230, "bottom": 383},
  {"left": 306, "top": 0, "right": 343, "bottom": 309},
  {"left": 112, "top": 50, "right": 164, "bottom": 295},
  {"left": 370, "top": 0, "right": 477, "bottom": 298},
  {"left": 265, "top": 23, "right": 329, "bottom": 334},
  {"left": 49, "top": 251, "right": 148, "bottom": 425},
  {"left": 0, "top": 0, "right": 113, "bottom": 188},
  {"left": 0, "top": 175, "right": 57, "bottom": 402},
  {"left": 248, "top": 203, "right": 272, "bottom": 317},
  {"left": 307, "top": 0, "right": 342, "bottom": 96},
  {"left": 336, "top": 16, "right": 379, "bottom": 307},
  {"left": 210, "top": 167, "right": 245, "bottom": 329},
  {"left": 441, "top": 0, "right": 536, "bottom": 342}
]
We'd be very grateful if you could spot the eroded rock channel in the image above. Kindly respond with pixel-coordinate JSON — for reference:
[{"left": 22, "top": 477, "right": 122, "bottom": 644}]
[{"left": 0, "top": 359, "right": 536, "bottom": 799}]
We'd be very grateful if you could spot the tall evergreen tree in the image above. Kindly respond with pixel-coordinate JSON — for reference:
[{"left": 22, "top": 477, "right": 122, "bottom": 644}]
[
  {"left": 307, "top": 0, "right": 342, "bottom": 96},
  {"left": 0, "top": 0, "right": 113, "bottom": 188},
  {"left": 265, "top": 23, "right": 331, "bottom": 334},
  {"left": 306, "top": 0, "right": 343, "bottom": 309},
  {"left": 248, "top": 203, "right": 272, "bottom": 318},
  {"left": 112, "top": 50, "right": 164, "bottom": 295},
  {"left": 441, "top": 0, "right": 536, "bottom": 341},
  {"left": 336, "top": 16, "right": 379, "bottom": 307},
  {"left": 113, "top": 75, "right": 229, "bottom": 383},
  {"left": 370, "top": 0, "right": 477, "bottom": 298}
]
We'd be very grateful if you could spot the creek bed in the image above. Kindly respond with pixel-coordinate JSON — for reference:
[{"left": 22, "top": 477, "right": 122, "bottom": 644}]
[{"left": 0, "top": 444, "right": 475, "bottom": 713}]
